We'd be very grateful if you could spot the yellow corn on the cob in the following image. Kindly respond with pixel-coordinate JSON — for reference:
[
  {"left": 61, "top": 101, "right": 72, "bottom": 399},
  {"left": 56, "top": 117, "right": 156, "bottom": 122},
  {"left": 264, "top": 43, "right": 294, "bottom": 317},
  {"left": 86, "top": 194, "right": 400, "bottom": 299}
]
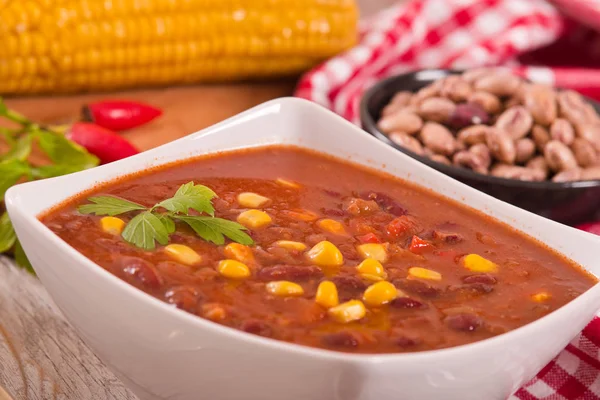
[{"left": 0, "top": 0, "right": 358, "bottom": 94}]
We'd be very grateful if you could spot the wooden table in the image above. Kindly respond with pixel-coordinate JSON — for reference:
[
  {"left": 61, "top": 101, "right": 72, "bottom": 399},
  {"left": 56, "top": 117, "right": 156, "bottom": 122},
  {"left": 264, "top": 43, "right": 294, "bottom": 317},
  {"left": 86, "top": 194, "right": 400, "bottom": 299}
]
[{"left": 0, "top": 82, "right": 296, "bottom": 400}]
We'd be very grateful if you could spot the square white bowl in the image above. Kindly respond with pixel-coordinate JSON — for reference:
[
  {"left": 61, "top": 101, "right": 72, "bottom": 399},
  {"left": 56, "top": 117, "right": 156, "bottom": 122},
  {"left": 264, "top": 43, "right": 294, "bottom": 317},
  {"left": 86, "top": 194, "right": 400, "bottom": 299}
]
[{"left": 5, "top": 97, "right": 600, "bottom": 400}]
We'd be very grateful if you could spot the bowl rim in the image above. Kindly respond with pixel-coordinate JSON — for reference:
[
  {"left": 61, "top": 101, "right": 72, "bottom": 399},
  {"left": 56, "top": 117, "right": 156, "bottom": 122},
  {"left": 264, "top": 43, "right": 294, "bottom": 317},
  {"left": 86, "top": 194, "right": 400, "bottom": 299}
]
[
  {"left": 6, "top": 97, "right": 600, "bottom": 364},
  {"left": 360, "top": 68, "right": 600, "bottom": 190}
]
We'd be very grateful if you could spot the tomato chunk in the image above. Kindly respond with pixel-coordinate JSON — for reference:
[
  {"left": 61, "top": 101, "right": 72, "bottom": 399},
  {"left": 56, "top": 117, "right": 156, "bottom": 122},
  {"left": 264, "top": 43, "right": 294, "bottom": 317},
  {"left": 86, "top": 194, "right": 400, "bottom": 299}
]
[
  {"left": 409, "top": 235, "right": 433, "bottom": 253},
  {"left": 386, "top": 215, "right": 419, "bottom": 240},
  {"left": 357, "top": 232, "right": 381, "bottom": 244}
]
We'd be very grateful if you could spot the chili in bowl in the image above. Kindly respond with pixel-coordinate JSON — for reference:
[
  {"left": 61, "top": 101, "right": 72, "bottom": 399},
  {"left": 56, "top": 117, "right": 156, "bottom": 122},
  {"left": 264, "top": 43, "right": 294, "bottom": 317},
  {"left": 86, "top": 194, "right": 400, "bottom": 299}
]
[{"left": 6, "top": 98, "right": 600, "bottom": 400}]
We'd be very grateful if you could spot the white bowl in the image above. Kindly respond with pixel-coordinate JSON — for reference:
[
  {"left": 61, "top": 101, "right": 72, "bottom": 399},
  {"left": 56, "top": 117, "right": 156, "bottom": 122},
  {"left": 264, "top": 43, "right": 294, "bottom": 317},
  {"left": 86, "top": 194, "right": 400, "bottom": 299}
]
[{"left": 5, "top": 98, "right": 600, "bottom": 400}]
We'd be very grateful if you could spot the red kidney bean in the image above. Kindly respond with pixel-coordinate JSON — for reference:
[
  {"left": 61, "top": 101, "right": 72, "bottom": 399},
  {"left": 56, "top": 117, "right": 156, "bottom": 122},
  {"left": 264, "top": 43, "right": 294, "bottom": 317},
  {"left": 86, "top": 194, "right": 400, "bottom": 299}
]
[
  {"left": 321, "top": 331, "right": 361, "bottom": 348},
  {"left": 322, "top": 189, "right": 342, "bottom": 198},
  {"left": 448, "top": 283, "right": 494, "bottom": 295},
  {"left": 117, "top": 256, "right": 162, "bottom": 289},
  {"left": 359, "top": 192, "right": 406, "bottom": 216},
  {"left": 240, "top": 320, "right": 273, "bottom": 337},
  {"left": 393, "top": 279, "right": 441, "bottom": 298},
  {"left": 444, "top": 313, "right": 483, "bottom": 332},
  {"left": 394, "top": 336, "right": 420, "bottom": 348},
  {"left": 330, "top": 275, "right": 368, "bottom": 298},
  {"left": 449, "top": 103, "right": 489, "bottom": 129},
  {"left": 337, "top": 243, "right": 360, "bottom": 261},
  {"left": 390, "top": 297, "right": 426, "bottom": 309},
  {"left": 321, "top": 208, "right": 345, "bottom": 217},
  {"left": 431, "top": 230, "right": 463, "bottom": 244},
  {"left": 165, "top": 285, "right": 203, "bottom": 313},
  {"left": 462, "top": 274, "right": 498, "bottom": 285},
  {"left": 257, "top": 265, "right": 323, "bottom": 281}
]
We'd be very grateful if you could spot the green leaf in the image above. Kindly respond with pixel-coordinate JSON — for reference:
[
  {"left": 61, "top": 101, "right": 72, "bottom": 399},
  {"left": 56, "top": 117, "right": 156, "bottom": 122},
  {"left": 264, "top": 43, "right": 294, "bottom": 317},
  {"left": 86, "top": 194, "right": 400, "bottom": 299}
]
[
  {"left": 14, "top": 239, "right": 34, "bottom": 274},
  {"left": 78, "top": 196, "right": 147, "bottom": 216},
  {"left": 36, "top": 129, "right": 99, "bottom": 169},
  {"left": 155, "top": 182, "right": 216, "bottom": 216},
  {"left": 30, "top": 164, "right": 84, "bottom": 179},
  {"left": 155, "top": 213, "right": 175, "bottom": 234},
  {"left": 121, "top": 211, "right": 169, "bottom": 250},
  {"left": 176, "top": 215, "right": 253, "bottom": 246},
  {"left": 0, "top": 159, "right": 30, "bottom": 200},
  {"left": 2, "top": 134, "right": 32, "bottom": 162},
  {"left": 0, "top": 212, "right": 16, "bottom": 253}
]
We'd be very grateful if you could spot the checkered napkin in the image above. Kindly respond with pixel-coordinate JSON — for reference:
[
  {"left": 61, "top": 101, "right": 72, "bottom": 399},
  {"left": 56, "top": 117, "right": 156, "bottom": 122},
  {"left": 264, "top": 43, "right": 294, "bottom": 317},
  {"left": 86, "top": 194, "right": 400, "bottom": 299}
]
[{"left": 294, "top": 1, "right": 600, "bottom": 398}]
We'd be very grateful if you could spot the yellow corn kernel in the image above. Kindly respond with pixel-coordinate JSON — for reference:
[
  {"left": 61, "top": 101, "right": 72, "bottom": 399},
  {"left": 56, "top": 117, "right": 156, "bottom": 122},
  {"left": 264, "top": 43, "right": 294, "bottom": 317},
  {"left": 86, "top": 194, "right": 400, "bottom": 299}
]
[
  {"left": 356, "top": 258, "right": 388, "bottom": 280},
  {"left": 328, "top": 300, "right": 366, "bottom": 323},
  {"left": 315, "top": 281, "right": 339, "bottom": 308},
  {"left": 266, "top": 281, "right": 304, "bottom": 297},
  {"left": 306, "top": 240, "right": 344, "bottom": 267},
  {"left": 224, "top": 243, "right": 255, "bottom": 264},
  {"left": 218, "top": 259, "right": 251, "bottom": 279},
  {"left": 463, "top": 254, "right": 498, "bottom": 273},
  {"left": 276, "top": 178, "right": 301, "bottom": 189},
  {"left": 237, "top": 209, "right": 272, "bottom": 229},
  {"left": 363, "top": 281, "right": 398, "bottom": 307},
  {"left": 531, "top": 291, "right": 551, "bottom": 302},
  {"left": 100, "top": 216, "right": 125, "bottom": 235},
  {"left": 317, "top": 218, "right": 347, "bottom": 235},
  {"left": 357, "top": 243, "right": 388, "bottom": 263},
  {"left": 275, "top": 240, "right": 307, "bottom": 251},
  {"left": 408, "top": 267, "right": 442, "bottom": 281},
  {"left": 237, "top": 192, "right": 271, "bottom": 208},
  {"left": 164, "top": 244, "right": 202, "bottom": 266}
]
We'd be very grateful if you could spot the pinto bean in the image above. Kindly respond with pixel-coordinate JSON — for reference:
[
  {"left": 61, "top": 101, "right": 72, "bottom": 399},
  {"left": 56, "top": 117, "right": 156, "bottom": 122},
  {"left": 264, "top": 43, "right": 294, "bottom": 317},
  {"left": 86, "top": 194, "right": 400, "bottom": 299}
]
[
  {"left": 582, "top": 166, "right": 600, "bottom": 181},
  {"left": 526, "top": 156, "right": 549, "bottom": 179},
  {"left": 490, "top": 164, "right": 544, "bottom": 181},
  {"left": 389, "top": 91, "right": 413, "bottom": 107},
  {"left": 552, "top": 168, "right": 582, "bottom": 182},
  {"left": 418, "top": 97, "right": 456, "bottom": 123},
  {"left": 430, "top": 154, "right": 451, "bottom": 165},
  {"left": 544, "top": 140, "right": 578, "bottom": 172},
  {"left": 388, "top": 132, "right": 424, "bottom": 155},
  {"left": 344, "top": 198, "right": 380, "bottom": 216},
  {"left": 474, "top": 72, "right": 522, "bottom": 97},
  {"left": 515, "top": 138, "right": 536, "bottom": 164},
  {"left": 572, "top": 138, "right": 598, "bottom": 167},
  {"left": 558, "top": 90, "right": 590, "bottom": 126},
  {"left": 257, "top": 265, "right": 323, "bottom": 281},
  {"left": 420, "top": 122, "right": 457, "bottom": 156},
  {"left": 550, "top": 118, "right": 575, "bottom": 145},
  {"left": 532, "top": 125, "right": 551, "bottom": 152},
  {"left": 439, "top": 75, "right": 472, "bottom": 102},
  {"left": 467, "top": 91, "right": 501, "bottom": 114},
  {"left": 495, "top": 106, "right": 533, "bottom": 140},
  {"left": 452, "top": 150, "right": 489, "bottom": 174},
  {"left": 486, "top": 128, "right": 516, "bottom": 164},
  {"left": 575, "top": 124, "right": 600, "bottom": 152},
  {"left": 469, "top": 143, "right": 492, "bottom": 169},
  {"left": 523, "top": 84, "right": 557, "bottom": 126},
  {"left": 457, "top": 125, "right": 488, "bottom": 146},
  {"left": 377, "top": 111, "right": 423, "bottom": 134}
]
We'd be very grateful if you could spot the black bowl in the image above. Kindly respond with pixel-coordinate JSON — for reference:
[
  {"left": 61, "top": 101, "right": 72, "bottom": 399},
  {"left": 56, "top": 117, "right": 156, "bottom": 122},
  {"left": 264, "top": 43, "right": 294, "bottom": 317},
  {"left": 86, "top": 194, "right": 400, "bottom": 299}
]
[{"left": 360, "top": 69, "right": 600, "bottom": 225}]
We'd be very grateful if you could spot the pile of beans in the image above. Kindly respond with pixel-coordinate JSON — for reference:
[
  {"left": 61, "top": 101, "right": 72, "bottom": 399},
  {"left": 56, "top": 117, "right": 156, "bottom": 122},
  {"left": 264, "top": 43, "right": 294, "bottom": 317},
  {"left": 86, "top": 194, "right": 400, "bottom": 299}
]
[{"left": 376, "top": 68, "right": 600, "bottom": 182}]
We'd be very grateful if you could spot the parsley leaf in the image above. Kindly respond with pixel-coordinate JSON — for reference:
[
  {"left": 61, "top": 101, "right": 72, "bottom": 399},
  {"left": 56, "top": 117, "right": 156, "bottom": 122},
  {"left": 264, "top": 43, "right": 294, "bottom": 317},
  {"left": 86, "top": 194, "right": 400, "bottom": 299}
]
[
  {"left": 155, "top": 181, "right": 216, "bottom": 216},
  {"left": 78, "top": 196, "right": 147, "bottom": 216},
  {"left": 155, "top": 213, "right": 176, "bottom": 234},
  {"left": 2, "top": 135, "right": 32, "bottom": 162},
  {"left": 36, "top": 130, "right": 99, "bottom": 169},
  {"left": 0, "top": 212, "right": 16, "bottom": 253},
  {"left": 14, "top": 239, "right": 34, "bottom": 274},
  {"left": 176, "top": 215, "right": 253, "bottom": 246},
  {"left": 0, "top": 159, "right": 30, "bottom": 200},
  {"left": 121, "top": 211, "right": 169, "bottom": 250}
]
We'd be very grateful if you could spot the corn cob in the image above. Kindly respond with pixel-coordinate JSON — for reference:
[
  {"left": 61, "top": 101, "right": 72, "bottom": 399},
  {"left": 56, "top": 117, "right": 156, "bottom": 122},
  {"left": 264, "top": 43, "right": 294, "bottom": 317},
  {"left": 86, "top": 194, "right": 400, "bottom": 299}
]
[{"left": 0, "top": 0, "right": 358, "bottom": 94}]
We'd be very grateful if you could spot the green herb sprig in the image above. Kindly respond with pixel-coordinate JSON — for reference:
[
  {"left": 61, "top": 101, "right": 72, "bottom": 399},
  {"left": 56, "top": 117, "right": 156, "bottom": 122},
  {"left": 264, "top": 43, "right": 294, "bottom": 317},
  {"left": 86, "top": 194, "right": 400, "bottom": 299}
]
[
  {"left": 0, "top": 98, "right": 100, "bottom": 270},
  {"left": 78, "top": 182, "right": 253, "bottom": 250}
]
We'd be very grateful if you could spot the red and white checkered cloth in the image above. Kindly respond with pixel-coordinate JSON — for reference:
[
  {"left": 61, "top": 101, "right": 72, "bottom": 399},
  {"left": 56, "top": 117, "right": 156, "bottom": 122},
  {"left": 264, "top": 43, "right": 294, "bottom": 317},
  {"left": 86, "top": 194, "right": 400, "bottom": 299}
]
[{"left": 294, "top": 0, "right": 600, "bottom": 398}]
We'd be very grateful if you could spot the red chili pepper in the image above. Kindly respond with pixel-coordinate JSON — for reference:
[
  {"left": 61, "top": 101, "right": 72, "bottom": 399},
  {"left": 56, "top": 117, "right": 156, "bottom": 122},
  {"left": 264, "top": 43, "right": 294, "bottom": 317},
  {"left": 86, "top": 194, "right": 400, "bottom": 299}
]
[
  {"left": 357, "top": 232, "right": 381, "bottom": 244},
  {"left": 409, "top": 235, "right": 433, "bottom": 253},
  {"left": 66, "top": 122, "right": 139, "bottom": 164},
  {"left": 82, "top": 100, "right": 162, "bottom": 131},
  {"left": 575, "top": 222, "right": 600, "bottom": 236}
]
